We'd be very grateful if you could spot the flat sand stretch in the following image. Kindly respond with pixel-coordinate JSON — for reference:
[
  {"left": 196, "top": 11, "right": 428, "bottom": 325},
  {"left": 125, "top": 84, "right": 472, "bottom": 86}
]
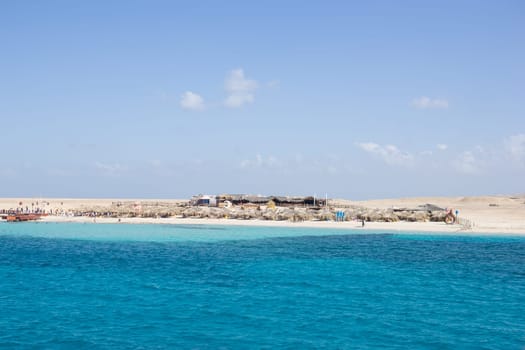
[{"left": 1, "top": 195, "right": 524, "bottom": 235}]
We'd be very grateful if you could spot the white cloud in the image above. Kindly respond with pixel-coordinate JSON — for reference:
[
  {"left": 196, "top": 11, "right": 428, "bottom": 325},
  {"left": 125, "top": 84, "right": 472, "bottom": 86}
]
[
  {"left": 224, "top": 68, "right": 258, "bottom": 108},
  {"left": 225, "top": 68, "right": 258, "bottom": 91},
  {"left": 225, "top": 93, "right": 254, "bottom": 108},
  {"left": 412, "top": 96, "right": 449, "bottom": 109},
  {"left": 437, "top": 144, "right": 448, "bottom": 150},
  {"left": 240, "top": 154, "right": 278, "bottom": 169},
  {"left": 94, "top": 162, "right": 126, "bottom": 176},
  {"left": 454, "top": 151, "right": 479, "bottom": 174},
  {"left": 180, "top": 91, "right": 205, "bottom": 110},
  {"left": 357, "top": 142, "right": 414, "bottom": 166},
  {"left": 474, "top": 145, "right": 485, "bottom": 153},
  {"left": 267, "top": 80, "right": 280, "bottom": 88},
  {"left": 504, "top": 134, "right": 525, "bottom": 163}
]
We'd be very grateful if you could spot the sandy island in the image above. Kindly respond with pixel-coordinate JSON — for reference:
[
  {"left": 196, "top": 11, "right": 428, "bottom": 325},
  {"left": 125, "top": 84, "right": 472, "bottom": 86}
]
[{"left": 1, "top": 195, "right": 524, "bottom": 236}]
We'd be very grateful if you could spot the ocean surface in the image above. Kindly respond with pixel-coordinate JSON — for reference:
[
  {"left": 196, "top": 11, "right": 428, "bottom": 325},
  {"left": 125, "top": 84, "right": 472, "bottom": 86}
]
[{"left": 0, "top": 222, "right": 524, "bottom": 349}]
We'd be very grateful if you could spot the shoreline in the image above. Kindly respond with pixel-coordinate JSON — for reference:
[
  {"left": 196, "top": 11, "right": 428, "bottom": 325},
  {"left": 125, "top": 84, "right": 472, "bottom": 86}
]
[
  {"left": 1, "top": 194, "right": 524, "bottom": 236},
  {"left": 31, "top": 215, "right": 525, "bottom": 236}
]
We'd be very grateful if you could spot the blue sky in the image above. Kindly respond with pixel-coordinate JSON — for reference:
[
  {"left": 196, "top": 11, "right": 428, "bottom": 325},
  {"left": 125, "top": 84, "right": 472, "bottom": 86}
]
[{"left": 1, "top": 0, "right": 524, "bottom": 199}]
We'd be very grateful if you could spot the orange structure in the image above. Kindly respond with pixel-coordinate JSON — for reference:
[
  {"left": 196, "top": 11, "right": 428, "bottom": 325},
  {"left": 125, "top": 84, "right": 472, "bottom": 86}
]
[{"left": 3, "top": 214, "right": 45, "bottom": 222}]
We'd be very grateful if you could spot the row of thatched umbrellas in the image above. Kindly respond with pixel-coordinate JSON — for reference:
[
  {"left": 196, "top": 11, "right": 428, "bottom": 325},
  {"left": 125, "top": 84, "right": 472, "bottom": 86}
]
[{"left": 62, "top": 200, "right": 448, "bottom": 223}]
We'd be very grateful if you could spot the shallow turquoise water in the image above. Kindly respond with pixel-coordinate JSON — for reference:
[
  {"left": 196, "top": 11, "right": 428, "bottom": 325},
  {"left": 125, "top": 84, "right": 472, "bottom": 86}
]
[{"left": 0, "top": 222, "right": 524, "bottom": 349}]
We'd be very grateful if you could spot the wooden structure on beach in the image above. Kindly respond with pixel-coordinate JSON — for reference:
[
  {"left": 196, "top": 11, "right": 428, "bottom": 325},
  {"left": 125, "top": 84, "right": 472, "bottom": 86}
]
[{"left": 0, "top": 213, "right": 45, "bottom": 222}]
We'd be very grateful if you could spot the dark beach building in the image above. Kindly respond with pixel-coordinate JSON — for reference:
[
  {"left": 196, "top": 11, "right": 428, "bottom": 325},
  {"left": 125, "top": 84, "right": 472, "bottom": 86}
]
[{"left": 191, "top": 194, "right": 326, "bottom": 207}]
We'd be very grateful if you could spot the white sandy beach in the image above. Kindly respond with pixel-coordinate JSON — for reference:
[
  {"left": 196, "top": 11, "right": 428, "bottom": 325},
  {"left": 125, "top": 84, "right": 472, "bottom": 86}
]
[
  {"left": 2, "top": 195, "right": 524, "bottom": 235},
  {"left": 35, "top": 215, "right": 518, "bottom": 236}
]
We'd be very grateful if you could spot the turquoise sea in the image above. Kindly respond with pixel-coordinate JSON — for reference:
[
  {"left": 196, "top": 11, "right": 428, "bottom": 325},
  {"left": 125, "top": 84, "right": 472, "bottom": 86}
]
[{"left": 0, "top": 222, "right": 524, "bottom": 349}]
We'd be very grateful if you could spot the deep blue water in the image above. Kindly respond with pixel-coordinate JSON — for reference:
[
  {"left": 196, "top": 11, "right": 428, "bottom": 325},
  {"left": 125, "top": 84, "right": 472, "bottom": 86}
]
[{"left": 0, "top": 222, "right": 524, "bottom": 349}]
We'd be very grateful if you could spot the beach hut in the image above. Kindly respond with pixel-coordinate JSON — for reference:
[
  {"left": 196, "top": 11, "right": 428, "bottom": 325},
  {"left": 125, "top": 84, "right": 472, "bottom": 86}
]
[{"left": 190, "top": 195, "right": 218, "bottom": 207}]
